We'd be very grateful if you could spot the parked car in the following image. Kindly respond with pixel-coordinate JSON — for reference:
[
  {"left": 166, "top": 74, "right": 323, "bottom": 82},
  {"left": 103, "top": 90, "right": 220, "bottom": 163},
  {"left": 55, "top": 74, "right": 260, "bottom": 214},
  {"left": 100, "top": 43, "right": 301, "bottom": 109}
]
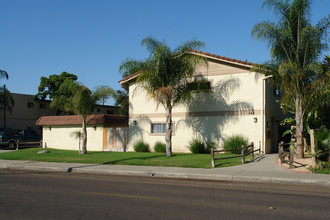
[{"left": 0, "top": 130, "right": 42, "bottom": 148}]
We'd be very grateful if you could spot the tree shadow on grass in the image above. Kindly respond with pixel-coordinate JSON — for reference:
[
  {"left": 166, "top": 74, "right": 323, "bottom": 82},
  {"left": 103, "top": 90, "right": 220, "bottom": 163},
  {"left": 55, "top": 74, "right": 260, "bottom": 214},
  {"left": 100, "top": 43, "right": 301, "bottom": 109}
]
[{"left": 102, "top": 154, "right": 167, "bottom": 165}]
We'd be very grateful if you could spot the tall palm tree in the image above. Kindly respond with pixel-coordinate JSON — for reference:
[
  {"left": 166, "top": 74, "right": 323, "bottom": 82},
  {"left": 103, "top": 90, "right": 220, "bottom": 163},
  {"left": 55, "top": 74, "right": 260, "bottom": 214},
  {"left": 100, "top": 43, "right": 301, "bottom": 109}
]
[
  {"left": 0, "top": 70, "right": 13, "bottom": 133},
  {"left": 93, "top": 85, "right": 115, "bottom": 106},
  {"left": 73, "top": 86, "right": 96, "bottom": 154},
  {"left": 120, "top": 36, "right": 208, "bottom": 156},
  {"left": 251, "top": 0, "right": 329, "bottom": 158}
]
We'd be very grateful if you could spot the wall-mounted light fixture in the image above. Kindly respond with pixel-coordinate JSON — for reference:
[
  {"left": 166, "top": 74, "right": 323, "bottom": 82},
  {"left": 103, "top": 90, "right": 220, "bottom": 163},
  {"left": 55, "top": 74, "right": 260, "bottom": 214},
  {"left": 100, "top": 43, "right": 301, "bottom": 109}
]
[
  {"left": 254, "top": 117, "right": 257, "bottom": 123},
  {"left": 93, "top": 126, "right": 97, "bottom": 131},
  {"left": 133, "top": 120, "right": 137, "bottom": 125},
  {"left": 48, "top": 127, "right": 51, "bottom": 131},
  {"left": 267, "top": 121, "right": 270, "bottom": 128}
]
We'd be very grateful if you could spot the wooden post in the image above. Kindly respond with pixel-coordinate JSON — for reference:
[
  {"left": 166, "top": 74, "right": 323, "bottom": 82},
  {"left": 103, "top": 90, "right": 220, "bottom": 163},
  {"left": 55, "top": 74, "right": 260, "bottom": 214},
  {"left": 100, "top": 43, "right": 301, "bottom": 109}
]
[
  {"left": 310, "top": 129, "right": 316, "bottom": 169},
  {"left": 251, "top": 142, "right": 254, "bottom": 161},
  {"left": 16, "top": 140, "right": 19, "bottom": 151},
  {"left": 241, "top": 145, "right": 245, "bottom": 164},
  {"left": 289, "top": 149, "right": 294, "bottom": 169},
  {"left": 211, "top": 148, "right": 215, "bottom": 168}
]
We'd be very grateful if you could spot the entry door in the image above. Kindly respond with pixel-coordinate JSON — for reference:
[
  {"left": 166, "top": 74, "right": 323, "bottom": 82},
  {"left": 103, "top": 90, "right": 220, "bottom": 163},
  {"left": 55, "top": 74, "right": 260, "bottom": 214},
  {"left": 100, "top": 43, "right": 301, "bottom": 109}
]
[{"left": 104, "top": 127, "right": 128, "bottom": 152}]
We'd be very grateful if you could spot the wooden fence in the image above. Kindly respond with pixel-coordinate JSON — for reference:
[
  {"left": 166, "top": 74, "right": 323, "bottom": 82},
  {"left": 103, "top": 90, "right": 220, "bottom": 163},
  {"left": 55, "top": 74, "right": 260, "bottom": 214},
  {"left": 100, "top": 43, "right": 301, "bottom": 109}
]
[
  {"left": 278, "top": 141, "right": 294, "bottom": 169},
  {"left": 16, "top": 140, "right": 42, "bottom": 150},
  {"left": 211, "top": 142, "right": 260, "bottom": 168}
]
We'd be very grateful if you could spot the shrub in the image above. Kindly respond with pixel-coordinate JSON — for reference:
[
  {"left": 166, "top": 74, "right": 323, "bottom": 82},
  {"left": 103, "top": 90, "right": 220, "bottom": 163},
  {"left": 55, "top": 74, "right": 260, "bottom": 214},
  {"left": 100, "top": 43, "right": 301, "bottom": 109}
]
[
  {"left": 189, "top": 139, "right": 207, "bottom": 154},
  {"left": 133, "top": 141, "right": 150, "bottom": 152},
  {"left": 223, "top": 135, "right": 248, "bottom": 154},
  {"left": 206, "top": 141, "right": 217, "bottom": 153},
  {"left": 154, "top": 141, "right": 166, "bottom": 153}
]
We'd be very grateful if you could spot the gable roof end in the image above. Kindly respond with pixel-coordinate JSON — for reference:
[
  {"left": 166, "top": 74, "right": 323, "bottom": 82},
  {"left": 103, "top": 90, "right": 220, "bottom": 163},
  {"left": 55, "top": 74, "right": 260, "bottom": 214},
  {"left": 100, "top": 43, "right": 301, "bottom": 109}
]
[{"left": 118, "top": 50, "right": 256, "bottom": 85}]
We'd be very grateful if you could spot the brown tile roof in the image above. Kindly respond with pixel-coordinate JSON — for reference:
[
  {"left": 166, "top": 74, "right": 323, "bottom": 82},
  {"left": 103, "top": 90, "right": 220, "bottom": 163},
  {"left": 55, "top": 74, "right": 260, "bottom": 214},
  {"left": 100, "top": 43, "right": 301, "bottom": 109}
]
[
  {"left": 118, "top": 50, "right": 255, "bottom": 84},
  {"left": 36, "top": 114, "right": 128, "bottom": 126},
  {"left": 192, "top": 50, "right": 255, "bottom": 66}
]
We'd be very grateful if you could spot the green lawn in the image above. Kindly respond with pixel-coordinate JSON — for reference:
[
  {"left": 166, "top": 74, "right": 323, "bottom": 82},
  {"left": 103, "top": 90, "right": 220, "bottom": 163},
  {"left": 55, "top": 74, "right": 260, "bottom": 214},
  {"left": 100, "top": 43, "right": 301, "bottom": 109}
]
[{"left": 0, "top": 148, "right": 253, "bottom": 168}]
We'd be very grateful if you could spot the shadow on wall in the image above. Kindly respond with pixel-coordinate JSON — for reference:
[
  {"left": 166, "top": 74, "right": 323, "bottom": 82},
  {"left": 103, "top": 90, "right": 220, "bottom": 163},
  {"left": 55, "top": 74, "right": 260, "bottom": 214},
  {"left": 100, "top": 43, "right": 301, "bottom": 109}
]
[
  {"left": 128, "top": 114, "right": 152, "bottom": 149},
  {"left": 178, "top": 77, "right": 254, "bottom": 146}
]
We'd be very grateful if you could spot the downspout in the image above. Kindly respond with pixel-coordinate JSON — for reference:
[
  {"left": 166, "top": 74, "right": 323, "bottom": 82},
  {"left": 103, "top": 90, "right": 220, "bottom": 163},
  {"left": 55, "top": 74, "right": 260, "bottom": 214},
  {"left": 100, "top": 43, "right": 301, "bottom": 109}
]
[{"left": 262, "top": 75, "right": 273, "bottom": 154}]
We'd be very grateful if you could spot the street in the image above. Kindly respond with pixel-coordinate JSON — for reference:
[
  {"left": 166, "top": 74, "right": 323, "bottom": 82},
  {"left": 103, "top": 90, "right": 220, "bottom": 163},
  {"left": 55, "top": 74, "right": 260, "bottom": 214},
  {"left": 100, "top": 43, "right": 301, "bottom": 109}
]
[{"left": 0, "top": 169, "right": 329, "bottom": 219}]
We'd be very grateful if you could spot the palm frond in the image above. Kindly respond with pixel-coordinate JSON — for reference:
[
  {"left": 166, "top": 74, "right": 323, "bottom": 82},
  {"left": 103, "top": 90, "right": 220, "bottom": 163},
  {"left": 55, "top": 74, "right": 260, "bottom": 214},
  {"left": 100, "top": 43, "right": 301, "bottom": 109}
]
[{"left": 0, "top": 70, "right": 8, "bottom": 80}]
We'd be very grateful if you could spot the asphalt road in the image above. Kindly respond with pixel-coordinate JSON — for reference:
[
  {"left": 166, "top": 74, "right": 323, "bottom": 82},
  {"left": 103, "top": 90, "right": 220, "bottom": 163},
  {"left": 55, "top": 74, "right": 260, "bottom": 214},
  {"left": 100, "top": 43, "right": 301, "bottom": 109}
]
[{"left": 1, "top": 169, "right": 329, "bottom": 220}]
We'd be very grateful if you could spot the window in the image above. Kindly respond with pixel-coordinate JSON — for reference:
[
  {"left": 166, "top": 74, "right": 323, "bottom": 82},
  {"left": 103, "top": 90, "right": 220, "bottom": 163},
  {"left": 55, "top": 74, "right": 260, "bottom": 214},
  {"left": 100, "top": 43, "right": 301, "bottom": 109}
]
[
  {"left": 273, "top": 86, "right": 280, "bottom": 97},
  {"left": 97, "top": 108, "right": 101, "bottom": 113},
  {"left": 27, "top": 102, "right": 34, "bottom": 108},
  {"left": 107, "top": 110, "right": 114, "bottom": 114},
  {"left": 40, "top": 103, "right": 46, "bottom": 109},
  {"left": 188, "top": 80, "right": 211, "bottom": 91},
  {"left": 151, "top": 123, "right": 174, "bottom": 134}
]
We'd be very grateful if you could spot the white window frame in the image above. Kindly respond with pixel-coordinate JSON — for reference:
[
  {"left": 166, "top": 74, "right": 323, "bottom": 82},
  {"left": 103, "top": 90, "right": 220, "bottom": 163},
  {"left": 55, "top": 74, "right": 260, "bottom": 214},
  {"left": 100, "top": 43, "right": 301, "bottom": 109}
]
[{"left": 150, "top": 122, "right": 175, "bottom": 136}]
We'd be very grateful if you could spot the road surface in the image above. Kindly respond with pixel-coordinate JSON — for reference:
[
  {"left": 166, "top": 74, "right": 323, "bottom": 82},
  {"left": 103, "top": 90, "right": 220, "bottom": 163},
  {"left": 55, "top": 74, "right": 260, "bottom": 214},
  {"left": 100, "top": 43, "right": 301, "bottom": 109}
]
[{"left": 1, "top": 169, "right": 329, "bottom": 219}]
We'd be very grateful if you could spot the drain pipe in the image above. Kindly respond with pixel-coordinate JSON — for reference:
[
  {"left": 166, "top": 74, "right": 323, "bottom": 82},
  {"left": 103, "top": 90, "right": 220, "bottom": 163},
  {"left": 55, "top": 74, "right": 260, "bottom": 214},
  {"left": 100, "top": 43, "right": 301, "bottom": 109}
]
[{"left": 262, "top": 75, "right": 273, "bottom": 154}]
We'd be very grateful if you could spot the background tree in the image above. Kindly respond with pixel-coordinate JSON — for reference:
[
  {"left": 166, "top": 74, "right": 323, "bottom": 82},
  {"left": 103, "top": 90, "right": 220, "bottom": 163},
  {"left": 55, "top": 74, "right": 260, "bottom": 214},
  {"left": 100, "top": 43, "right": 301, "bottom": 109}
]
[
  {"left": 50, "top": 80, "right": 81, "bottom": 115},
  {"left": 0, "top": 71, "right": 14, "bottom": 133},
  {"left": 34, "top": 71, "right": 78, "bottom": 100},
  {"left": 72, "top": 86, "right": 97, "bottom": 154},
  {"left": 120, "top": 36, "right": 208, "bottom": 156},
  {"left": 251, "top": 0, "right": 329, "bottom": 158},
  {"left": 114, "top": 89, "right": 128, "bottom": 115},
  {"left": 0, "top": 85, "right": 15, "bottom": 133},
  {"left": 93, "top": 85, "right": 115, "bottom": 106}
]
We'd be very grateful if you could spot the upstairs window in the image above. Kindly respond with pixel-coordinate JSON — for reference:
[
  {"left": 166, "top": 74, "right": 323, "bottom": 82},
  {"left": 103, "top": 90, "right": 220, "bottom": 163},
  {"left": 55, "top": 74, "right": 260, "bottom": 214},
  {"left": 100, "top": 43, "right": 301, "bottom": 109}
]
[
  {"left": 188, "top": 80, "right": 211, "bottom": 91},
  {"left": 273, "top": 86, "right": 280, "bottom": 97},
  {"left": 27, "top": 102, "right": 34, "bottom": 108},
  {"left": 40, "top": 103, "right": 46, "bottom": 109},
  {"left": 107, "top": 110, "right": 114, "bottom": 114}
]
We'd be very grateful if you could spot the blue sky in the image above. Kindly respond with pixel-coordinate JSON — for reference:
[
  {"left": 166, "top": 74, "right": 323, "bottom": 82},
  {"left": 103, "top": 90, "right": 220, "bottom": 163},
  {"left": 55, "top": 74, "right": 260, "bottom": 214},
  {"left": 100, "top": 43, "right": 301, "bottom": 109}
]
[{"left": 1, "top": 0, "right": 329, "bottom": 105}]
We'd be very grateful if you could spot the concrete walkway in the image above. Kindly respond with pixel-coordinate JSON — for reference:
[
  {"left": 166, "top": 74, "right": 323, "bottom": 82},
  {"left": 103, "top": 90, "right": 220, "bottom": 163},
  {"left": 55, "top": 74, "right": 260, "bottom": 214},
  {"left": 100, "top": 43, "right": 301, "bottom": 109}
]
[{"left": 1, "top": 154, "right": 329, "bottom": 186}]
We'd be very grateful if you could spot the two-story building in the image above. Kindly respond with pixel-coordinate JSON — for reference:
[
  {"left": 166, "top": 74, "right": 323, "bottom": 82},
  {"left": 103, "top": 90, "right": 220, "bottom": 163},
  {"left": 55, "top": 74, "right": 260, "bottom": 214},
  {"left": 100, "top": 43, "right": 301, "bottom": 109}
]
[{"left": 120, "top": 51, "right": 285, "bottom": 154}]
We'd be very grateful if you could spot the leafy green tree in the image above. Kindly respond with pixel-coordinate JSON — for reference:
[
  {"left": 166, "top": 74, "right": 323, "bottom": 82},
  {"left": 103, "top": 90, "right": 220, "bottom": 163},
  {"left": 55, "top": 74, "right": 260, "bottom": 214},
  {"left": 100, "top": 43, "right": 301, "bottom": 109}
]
[
  {"left": 50, "top": 80, "right": 81, "bottom": 114},
  {"left": 73, "top": 86, "right": 97, "bottom": 154},
  {"left": 251, "top": 0, "right": 329, "bottom": 158},
  {"left": 34, "top": 71, "right": 78, "bottom": 100},
  {"left": 114, "top": 89, "right": 128, "bottom": 115},
  {"left": 93, "top": 85, "right": 115, "bottom": 106},
  {"left": 120, "top": 36, "right": 208, "bottom": 156}
]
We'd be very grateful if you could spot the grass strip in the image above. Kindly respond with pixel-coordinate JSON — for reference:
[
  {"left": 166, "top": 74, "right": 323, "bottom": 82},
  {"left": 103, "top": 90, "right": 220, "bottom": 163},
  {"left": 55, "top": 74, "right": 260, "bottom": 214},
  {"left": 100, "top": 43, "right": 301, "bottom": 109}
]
[{"left": 0, "top": 148, "right": 253, "bottom": 169}]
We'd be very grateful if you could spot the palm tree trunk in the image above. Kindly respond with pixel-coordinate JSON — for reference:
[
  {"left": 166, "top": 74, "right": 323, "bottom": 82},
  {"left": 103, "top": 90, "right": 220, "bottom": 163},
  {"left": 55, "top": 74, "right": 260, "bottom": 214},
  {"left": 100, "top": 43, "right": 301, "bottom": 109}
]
[
  {"left": 80, "top": 116, "right": 87, "bottom": 154},
  {"left": 295, "top": 95, "right": 304, "bottom": 159},
  {"left": 165, "top": 104, "right": 172, "bottom": 157}
]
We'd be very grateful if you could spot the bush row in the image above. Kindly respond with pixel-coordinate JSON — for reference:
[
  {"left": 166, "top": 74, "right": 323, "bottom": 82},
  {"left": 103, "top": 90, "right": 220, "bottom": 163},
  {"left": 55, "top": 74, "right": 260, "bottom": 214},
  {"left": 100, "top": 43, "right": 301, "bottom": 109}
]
[{"left": 133, "top": 135, "right": 248, "bottom": 154}]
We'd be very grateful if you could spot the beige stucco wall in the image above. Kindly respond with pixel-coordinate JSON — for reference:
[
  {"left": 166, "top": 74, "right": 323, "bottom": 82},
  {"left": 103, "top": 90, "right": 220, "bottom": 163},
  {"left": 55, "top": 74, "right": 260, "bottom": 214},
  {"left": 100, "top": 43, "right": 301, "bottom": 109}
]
[
  {"left": 0, "top": 93, "right": 119, "bottom": 135},
  {"left": 42, "top": 125, "right": 103, "bottom": 151},
  {"left": 127, "top": 59, "right": 276, "bottom": 153}
]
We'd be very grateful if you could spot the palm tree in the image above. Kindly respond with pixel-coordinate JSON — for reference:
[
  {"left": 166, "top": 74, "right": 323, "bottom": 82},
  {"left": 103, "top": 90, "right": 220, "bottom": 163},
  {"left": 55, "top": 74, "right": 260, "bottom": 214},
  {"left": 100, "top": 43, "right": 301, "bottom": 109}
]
[
  {"left": 71, "top": 130, "right": 82, "bottom": 153},
  {"left": 120, "top": 36, "right": 208, "bottom": 156},
  {"left": 114, "top": 89, "right": 129, "bottom": 115},
  {"left": 93, "top": 85, "right": 115, "bottom": 106},
  {"left": 73, "top": 86, "right": 96, "bottom": 154},
  {"left": 0, "top": 70, "right": 8, "bottom": 80},
  {"left": 251, "top": 0, "right": 329, "bottom": 158},
  {"left": 0, "top": 70, "right": 13, "bottom": 133}
]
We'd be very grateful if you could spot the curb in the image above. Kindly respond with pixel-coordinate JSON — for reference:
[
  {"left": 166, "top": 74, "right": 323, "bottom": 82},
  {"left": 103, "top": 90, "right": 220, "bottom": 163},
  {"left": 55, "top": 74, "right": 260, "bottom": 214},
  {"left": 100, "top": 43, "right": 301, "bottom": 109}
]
[{"left": 1, "top": 161, "right": 330, "bottom": 187}]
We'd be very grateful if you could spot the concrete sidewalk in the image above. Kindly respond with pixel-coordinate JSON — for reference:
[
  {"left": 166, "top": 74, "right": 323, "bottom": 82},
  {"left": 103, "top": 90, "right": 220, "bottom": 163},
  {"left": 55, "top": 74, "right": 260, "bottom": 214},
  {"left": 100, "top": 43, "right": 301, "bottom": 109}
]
[{"left": 1, "top": 154, "right": 329, "bottom": 186}]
